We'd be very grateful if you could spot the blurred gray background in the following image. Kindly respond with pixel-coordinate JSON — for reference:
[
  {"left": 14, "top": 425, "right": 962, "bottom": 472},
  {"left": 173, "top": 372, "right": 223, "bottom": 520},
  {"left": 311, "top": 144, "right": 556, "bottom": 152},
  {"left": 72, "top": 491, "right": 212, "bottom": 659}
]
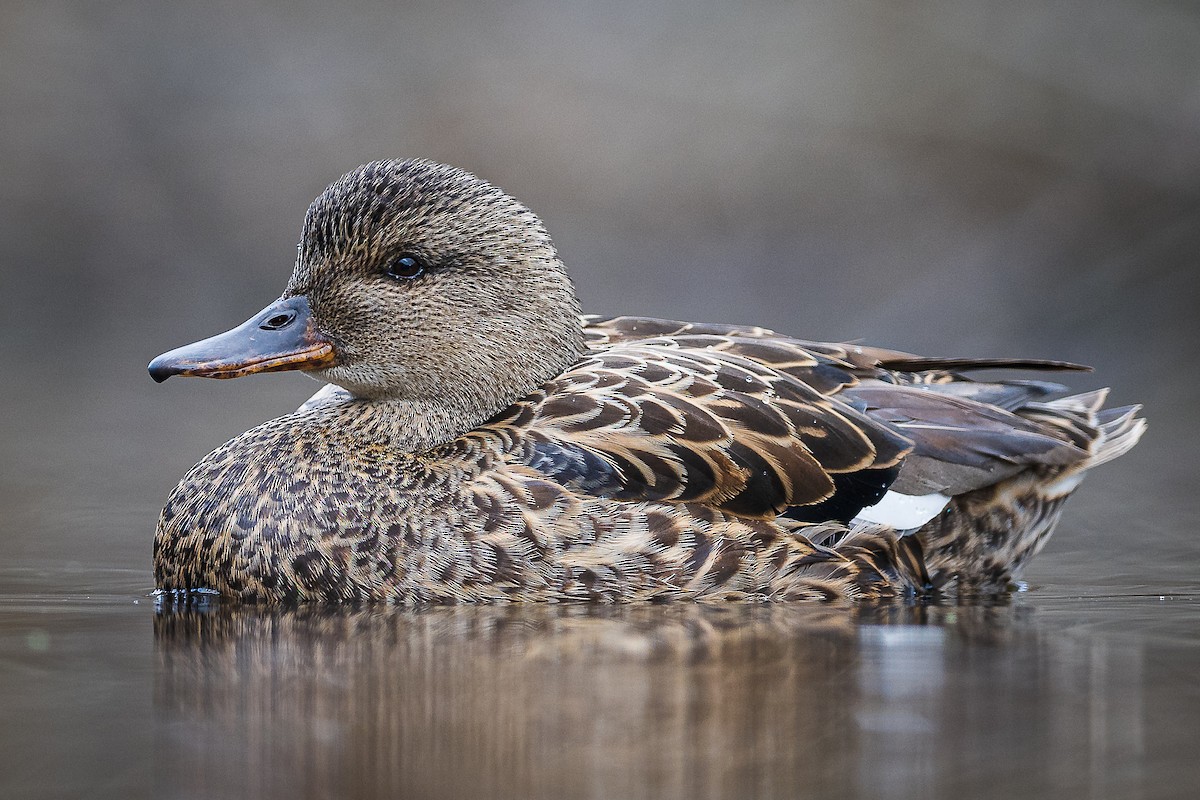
[{"left": 1, "top": 0, "right": 1196, "bottom": 591}]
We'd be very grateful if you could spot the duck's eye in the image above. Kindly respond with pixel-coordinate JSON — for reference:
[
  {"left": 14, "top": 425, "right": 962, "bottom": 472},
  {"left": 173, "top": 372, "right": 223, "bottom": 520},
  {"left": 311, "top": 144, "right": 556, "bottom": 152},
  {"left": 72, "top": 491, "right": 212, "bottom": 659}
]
[{"left": 384, "top": 254, "right": 425, "bottom": 280}]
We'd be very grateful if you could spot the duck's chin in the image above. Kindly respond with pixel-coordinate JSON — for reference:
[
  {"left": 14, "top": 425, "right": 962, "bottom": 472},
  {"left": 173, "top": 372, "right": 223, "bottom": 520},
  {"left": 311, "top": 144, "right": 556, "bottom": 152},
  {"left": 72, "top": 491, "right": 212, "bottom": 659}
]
[{"left": 305, "top": 363, "right": 404, "bottom": 401}]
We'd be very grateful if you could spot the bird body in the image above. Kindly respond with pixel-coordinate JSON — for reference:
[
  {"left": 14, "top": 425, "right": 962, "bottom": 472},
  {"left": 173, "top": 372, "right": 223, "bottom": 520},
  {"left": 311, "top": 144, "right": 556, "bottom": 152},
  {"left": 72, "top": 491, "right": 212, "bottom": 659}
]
[{"left": 150, "top": 160, "right": 1144, "bottom": 603}]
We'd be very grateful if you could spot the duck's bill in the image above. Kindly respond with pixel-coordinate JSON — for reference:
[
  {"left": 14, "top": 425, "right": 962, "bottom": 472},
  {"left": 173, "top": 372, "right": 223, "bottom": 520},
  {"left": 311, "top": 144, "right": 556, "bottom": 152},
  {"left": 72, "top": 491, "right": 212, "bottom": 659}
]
[{"left": 148, "top": 296, "right": 336, "bottom": 382}]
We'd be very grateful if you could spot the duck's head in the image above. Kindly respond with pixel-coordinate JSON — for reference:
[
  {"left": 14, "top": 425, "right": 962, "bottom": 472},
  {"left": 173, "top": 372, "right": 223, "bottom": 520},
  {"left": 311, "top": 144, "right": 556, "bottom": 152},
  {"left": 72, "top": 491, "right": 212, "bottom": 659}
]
[{"left": 149, "top": 159, "right": 584, "bottom": 425}]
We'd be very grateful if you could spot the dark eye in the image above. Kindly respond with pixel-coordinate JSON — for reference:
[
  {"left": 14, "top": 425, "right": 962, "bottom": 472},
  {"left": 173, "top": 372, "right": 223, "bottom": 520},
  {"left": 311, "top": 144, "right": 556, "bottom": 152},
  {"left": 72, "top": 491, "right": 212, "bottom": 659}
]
[{"left": 384, "top": 254, "right": 425, "bottom": 280}]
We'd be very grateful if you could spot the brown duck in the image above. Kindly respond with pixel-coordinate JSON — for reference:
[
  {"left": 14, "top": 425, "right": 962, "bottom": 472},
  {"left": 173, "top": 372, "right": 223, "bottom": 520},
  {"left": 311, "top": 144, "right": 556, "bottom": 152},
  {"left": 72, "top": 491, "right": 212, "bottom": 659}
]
[{"left": 149, "top": 159, "right": 1145, "bottom": 603}]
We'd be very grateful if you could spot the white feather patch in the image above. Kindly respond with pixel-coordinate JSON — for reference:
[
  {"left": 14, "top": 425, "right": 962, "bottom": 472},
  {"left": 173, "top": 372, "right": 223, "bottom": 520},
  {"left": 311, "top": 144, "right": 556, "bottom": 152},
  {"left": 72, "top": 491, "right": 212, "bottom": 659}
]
[
  {"left": 1040, "top": 472, "right": 1084, "bottom": 500},
  {"left": 853, "top": 491, "right": 952, "bottom": 530}
]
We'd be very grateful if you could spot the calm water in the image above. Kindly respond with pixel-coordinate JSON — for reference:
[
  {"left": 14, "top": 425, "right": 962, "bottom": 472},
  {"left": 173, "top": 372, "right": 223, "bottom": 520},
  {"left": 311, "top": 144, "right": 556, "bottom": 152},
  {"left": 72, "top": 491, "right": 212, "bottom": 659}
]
[{"left": 1, "top": 571, "right": 1197, "bottom": 800}]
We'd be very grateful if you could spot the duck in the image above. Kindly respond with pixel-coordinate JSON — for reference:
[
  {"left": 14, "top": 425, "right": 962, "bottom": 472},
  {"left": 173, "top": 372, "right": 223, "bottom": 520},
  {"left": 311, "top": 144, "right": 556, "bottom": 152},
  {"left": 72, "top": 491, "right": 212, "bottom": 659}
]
[{"left": 148, "top": 159, "right": 1146, "bottom": 603}]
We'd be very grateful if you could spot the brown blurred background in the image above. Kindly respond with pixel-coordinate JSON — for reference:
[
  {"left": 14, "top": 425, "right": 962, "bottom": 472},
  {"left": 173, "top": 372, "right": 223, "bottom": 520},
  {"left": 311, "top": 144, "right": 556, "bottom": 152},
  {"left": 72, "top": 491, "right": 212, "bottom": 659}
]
[{"left": 1, "top": 0, "right": 1196, "bottom": 591}]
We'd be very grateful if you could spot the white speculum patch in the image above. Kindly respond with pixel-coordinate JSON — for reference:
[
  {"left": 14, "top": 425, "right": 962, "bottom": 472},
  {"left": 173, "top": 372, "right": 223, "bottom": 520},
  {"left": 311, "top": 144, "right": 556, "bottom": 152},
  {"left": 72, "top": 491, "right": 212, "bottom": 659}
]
[{"left": 853, "top": 490, "right": 952, "bottom": 530}]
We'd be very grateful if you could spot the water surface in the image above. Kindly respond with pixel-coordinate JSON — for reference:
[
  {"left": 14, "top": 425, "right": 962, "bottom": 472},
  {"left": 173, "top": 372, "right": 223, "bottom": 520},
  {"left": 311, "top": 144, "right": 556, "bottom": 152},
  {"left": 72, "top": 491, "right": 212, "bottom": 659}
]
[{"left": 2, "top": 576, "right": 1196, "bottom": 800}]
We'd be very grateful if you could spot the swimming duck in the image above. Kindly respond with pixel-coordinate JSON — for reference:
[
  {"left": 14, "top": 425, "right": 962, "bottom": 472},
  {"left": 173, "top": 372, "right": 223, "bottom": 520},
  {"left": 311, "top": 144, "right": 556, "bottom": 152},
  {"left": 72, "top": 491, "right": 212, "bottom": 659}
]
[{"left": 149, "top": 159, "right": 1145, "bottom": 603}]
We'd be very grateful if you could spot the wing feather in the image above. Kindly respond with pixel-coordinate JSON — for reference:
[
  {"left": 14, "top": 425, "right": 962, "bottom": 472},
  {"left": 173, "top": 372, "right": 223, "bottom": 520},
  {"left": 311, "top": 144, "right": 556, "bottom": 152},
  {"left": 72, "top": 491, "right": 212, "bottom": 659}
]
[
  {"left": 486, "top": 336, "right": 912, "bottom": 519},
  {"left": 843, "top": 382, "right": 1090, "bottom": 494},
  {"left": 477, "top": 316, "right": 1103, "bottom": 520}
]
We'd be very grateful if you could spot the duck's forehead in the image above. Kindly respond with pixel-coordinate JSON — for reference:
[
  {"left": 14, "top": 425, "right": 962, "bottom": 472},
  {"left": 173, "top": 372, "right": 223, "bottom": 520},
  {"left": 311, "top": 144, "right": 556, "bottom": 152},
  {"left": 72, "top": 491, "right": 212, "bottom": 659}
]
[
  {"left": 298, "top": 160, "right": 501, "bottom": 265},
  {"left": 299, "top": 181, "right": 388, "bottom": 265}
]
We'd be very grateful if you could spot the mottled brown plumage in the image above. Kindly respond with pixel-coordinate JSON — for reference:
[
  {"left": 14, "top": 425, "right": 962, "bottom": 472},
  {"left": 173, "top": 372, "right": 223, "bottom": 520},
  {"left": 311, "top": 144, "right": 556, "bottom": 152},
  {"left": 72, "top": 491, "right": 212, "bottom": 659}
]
[{"left": 150, "top": 159, "right": 1145, "bottom": 603}]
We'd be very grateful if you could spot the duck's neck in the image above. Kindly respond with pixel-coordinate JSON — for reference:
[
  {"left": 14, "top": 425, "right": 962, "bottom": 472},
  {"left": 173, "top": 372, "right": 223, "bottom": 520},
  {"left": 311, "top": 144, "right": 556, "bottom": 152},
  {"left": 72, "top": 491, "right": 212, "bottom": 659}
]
[
  {"left": 317, "top": 315, "right": 587, "bottom": 453},
  {"left": 314, "top": 395, "right": 505, "bottom": 454}
]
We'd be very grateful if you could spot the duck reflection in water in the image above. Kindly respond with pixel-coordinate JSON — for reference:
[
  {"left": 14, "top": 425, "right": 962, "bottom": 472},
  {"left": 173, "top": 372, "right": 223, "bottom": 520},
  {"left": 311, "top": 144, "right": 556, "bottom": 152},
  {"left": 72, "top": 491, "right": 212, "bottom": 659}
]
[{"left": 153, "top": 600, "right": 1147, "bottom": 799}]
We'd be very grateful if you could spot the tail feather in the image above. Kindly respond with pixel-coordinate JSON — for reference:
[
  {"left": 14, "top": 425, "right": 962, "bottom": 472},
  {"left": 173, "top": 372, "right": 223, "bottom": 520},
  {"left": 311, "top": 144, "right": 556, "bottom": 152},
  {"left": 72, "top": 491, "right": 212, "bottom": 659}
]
[
  {"left": 1037, "top": 387, "right": 1109, "bottom": 415},
  {"left": 1088, "top": 404, "right": 1146, "bottom": 468},
  {"left": 909, "top": 390, "right": 1145, "bottom": 593}
]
